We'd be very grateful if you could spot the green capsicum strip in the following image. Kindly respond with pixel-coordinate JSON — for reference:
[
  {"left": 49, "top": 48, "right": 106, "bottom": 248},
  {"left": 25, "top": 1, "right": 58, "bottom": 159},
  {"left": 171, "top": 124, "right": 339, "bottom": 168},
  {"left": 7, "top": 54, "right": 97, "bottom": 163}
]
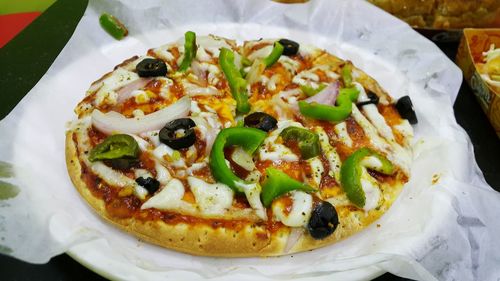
[
  {"left": 261, "top": 168, "right": 315, "bottom": 207},
  {"left": 241, "top": 56, "right": 252, "bottom": 67},
  {"left": 341, "top": 63, "right": 353, "bottom": 88},
  {"left": 263, "top": 42, "right": 284, "bottom": 68},
  {"left": 88, "top": 134, "right": 139, "bottom": 162},
  {"left": 178, "top": 31, "right": 197, "bottom": 72},
  {"left": 300, "top": 84, "right": 327, "bottom": 97},
  {"left": 340, "top": 147, "right": 394, "bottom": 208},
  {"left": 298, "top": 87, "right": 360, "bottom": 122},
  {"left": 99, "top": 13, "right": 128, "bottom": 40},
  {"left": 209, "top": 127, "right": 266, "bottom": 192},
  {"left": 280, "top": 126, "right": 321, "bottom": 160},
  {"left": 219, "top": 48, "right": 250, "bottom": 113}
]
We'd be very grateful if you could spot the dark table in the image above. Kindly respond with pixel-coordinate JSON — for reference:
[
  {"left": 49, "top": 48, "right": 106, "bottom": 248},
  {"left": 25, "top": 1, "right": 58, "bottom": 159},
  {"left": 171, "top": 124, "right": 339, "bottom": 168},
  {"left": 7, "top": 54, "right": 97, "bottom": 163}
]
[{"left": 1, "top": 0, "right": 498, "bottom": 280}]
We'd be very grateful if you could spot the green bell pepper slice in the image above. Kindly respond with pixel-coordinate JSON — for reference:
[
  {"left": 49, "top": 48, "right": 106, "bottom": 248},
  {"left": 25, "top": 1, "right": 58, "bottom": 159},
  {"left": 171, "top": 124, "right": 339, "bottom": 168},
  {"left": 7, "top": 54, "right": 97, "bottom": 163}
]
[
  {"left": 263, "top": 42, "right": 284, "bottom": 68},
  {"left": 88, "top": 134, "right": 139, "bottom": 162},
  {"left": 298, "top": 87, "right": 359, "bottom": 122},
  {"left": 241, "top": 56, "right": 252, "bottom": 67},
  {"left": 261, "top": 168, "right": 315, "bottom": 207},
  {"left": 301, "top": 84, "right": 327, "bottom": 97},
  {"left": 340, "top": 147, "right": 394, "bottom": 208},
  {"left": 219, "top": 48, "right": 250, "bottom": 114},
  {"left": 209, "top": 127, "right": 266, "bottom": 192},
  {"left": 178, "top": 31, "right": 197, "bottom": 72},
  {"left": 280, "top": 126, "right": 321, "bottom": 159},
  {"left": 99, "top": 13, "right": 128, "bottom": 40},
  {"left": 341, "top": 63, "right": 353, "bottom": 88}
]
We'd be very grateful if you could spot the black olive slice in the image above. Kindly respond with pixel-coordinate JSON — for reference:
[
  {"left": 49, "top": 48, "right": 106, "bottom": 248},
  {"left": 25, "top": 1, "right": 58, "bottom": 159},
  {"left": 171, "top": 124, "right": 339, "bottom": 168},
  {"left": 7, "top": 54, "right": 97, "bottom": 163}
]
[
  {"left": 395, "top": 95, "right": 418, "bottom": 124},
  {"left": 278, "top": 38, "right": 299, "bottom": 56},
  {"left": 136, "top": 58, "right": 168, "bottom": 77},
  {"left": 244, "top": 112, "right": 278, "bottom": 132},
  {"left": 307, "top": 201, "right": 339, "bottom": 240},
  {"left": 159, "top": 118, "right": 196, "bottom": 149},
  {"left": 356, "top": 91, "right": 380, "bottom": 107},
  {"left": 136, "top": 177, "right": 160, "bottom": 194}
]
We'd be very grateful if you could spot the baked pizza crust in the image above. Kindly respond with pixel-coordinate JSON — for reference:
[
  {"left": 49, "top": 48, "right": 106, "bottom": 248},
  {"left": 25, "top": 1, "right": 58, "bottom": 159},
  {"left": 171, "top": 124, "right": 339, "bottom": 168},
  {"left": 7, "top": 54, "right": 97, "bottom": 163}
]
[{"left": 65, "top": 36, "right": 411, "bottom": 257}]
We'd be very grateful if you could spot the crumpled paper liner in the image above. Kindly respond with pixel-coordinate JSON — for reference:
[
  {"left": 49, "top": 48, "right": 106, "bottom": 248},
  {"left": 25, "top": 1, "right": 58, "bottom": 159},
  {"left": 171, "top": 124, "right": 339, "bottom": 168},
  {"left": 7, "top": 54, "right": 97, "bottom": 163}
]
[{"left": 1, "top": 0, "right": 500, "bottom": 280}]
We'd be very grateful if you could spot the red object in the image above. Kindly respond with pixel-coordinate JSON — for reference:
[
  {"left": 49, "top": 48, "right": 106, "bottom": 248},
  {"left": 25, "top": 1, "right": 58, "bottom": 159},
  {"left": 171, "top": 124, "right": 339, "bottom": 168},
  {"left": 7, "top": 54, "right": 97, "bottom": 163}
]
[{"left": 0, "top": 12, "right": 41, "bottom": 48}]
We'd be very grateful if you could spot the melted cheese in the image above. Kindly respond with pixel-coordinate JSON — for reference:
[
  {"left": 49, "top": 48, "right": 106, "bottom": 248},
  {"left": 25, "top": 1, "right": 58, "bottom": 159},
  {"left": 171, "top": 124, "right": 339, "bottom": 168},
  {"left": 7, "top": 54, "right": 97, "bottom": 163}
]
[
  {"left": 186, "top": 162, "right": 206, "bottom": 175},
  {"left": 153, "top": 144, "right": 186, "bottom": 168},
  {"left": 306, "top": 157, "right": 324, "bottom": 187},
  {"left": 196, "top": 35, "right": 234, "bottom": 57},
  {"left": 155, "top": 160, "right": 172, "bottom": 185},
  {"left": 351, "top": 105, "right": 411, "bottom": 174},
  {"left": 354, "top": 83, "right": 395, "bottom": 142},
  {"left": 314, "top": 127, "right": 341, "bottom": 181},
  {"left": 279, "top": 56, "right": 300, "bottom": 74},
  {"left": 94, "top": 68, "right": 139, "bottom": 106},
  {"left": 157, "top": 77, "right": 173, "bottom": 99},
  {"left": 128, "top": 134, "right": 151, "bottom": 151},
  {"left": 360, "top": 169, "right": 381, "bottom": 211},
  {"left": 333, "top": 122, "right": 352, "bottom": 147},
  {"left": 140, "top": 130, "right": 161, "bottom": 147},
  {"left": 188, "top": 177, "right": 234, "bottom": 216},
  {"left": 248, "top": 45, "right": 273, "bottom": 61},
  {"left": 196, "top": 46, "right": 212, "bottom": 62},
  {"left": 132, "top": 90, "right": 150, "bottom": 104},
  {"left": 360, "top": 156, "right": 383, "bottom": 170},
  {"left": 267, "top": 74, "right": 280, "bottom": 91},
  {"left": 292, "top": 69, "right": 319, "bottom": 88},
  {"left": 152, "top": 44, "right": 176, "bottom": 61},
  {"left": 272, "top": 191, "right": 313, "bottom": 227},
  {"left": 91, "top": 162, "right": 148, "bottom": 199},
  {"left": 259, "top": 120, "right": 303, "bottom": 162},
  {"left": 141, "top": 179, "right": 194, "bottom": 211},
  {"left": 91, "top": 162, "right": 135, "bottom": 188},
  {"left": 394, "top": 119, "right": 414, "bottom": 147},
  {"left": 235, "top": 181, "right": 267, "bottom": 220},
  {"left": 298, "top": 44, "right": 321, "bottom": 58}
]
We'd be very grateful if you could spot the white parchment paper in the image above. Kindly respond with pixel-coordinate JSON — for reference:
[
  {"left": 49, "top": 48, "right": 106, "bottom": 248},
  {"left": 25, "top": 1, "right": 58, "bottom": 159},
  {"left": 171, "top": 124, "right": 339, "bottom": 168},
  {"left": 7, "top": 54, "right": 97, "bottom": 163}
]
[{"left": 1, "top": 0, "right": 500, "bottom": 280}]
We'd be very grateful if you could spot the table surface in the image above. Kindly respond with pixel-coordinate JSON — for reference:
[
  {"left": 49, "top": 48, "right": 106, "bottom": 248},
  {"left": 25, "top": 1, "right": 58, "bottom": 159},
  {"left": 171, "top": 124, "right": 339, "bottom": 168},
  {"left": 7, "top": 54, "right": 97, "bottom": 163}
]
[{"left": 0, "top": 0, "right": 499, "bottom": 280}]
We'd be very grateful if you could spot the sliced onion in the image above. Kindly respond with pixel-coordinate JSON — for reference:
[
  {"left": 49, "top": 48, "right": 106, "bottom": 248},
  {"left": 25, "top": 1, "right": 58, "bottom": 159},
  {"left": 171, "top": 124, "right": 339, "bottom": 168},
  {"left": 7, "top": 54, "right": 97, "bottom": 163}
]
[
  {"left": 191, "top": 61, "right": 208, "bottom": 86},
  {"left": 304, "top": 81, "right": 339, "bottom": 105},
  {"left": 116, "top": 77, "right": 154, "bottom": 103},
  {"left": 92, "top": 96, "right": 191, "bottom": 135},
  {"left": 184, "top": 83, "right": 220, "bottom": 96},
  {"left": 204, "top": 125, "right": 218, "bottom": 155}
]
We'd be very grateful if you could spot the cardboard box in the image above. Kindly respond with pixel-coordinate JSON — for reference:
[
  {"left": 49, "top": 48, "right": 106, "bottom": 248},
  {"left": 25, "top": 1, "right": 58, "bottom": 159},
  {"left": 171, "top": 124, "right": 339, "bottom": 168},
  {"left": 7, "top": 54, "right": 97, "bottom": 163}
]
[{"left": 456, "top": 28, "right": 500, "bottom": 138}]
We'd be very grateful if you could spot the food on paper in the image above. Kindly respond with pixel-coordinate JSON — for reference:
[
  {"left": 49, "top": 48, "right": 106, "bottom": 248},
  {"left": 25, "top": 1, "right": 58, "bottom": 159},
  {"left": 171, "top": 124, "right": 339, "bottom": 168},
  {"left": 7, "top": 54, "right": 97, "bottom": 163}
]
[{"left": 66, "top": 32, "right": 416, "bottom": 256}]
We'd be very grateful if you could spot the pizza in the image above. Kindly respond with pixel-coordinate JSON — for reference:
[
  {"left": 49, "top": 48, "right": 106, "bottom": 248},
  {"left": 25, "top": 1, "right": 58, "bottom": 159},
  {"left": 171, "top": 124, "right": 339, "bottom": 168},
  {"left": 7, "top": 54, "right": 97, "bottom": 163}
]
[{"left": 66, "top": 32, "right": 417, "bottom": 256}]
